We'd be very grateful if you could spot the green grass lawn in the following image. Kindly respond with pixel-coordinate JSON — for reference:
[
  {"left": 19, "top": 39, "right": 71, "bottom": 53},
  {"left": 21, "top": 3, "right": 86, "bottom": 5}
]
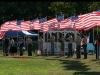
[{"left": 0, "top": 51, "right": 100, "bottom": 75}]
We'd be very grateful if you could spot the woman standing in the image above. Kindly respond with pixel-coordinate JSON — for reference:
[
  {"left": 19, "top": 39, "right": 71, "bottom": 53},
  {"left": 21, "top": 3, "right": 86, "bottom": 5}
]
[
  {"left": 82, "top": 33, "right": 87, "bottom": 59},
  {"left": 9, "top": 37, "right": 17, "bottom": 56},
  {"left": 27, "top": 36, "right": 33, "bottom": 56},
  {"left": 38, "top": 36, "right": 43, "bottom": 55},
  {"left": 58, "top": 33, "right": 65, "bottom": 56}
]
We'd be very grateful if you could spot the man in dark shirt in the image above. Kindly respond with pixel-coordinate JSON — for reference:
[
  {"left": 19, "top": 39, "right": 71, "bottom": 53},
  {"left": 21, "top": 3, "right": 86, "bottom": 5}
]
[{"left": 4, "top": 36, "right": 9, "bottom": 56}]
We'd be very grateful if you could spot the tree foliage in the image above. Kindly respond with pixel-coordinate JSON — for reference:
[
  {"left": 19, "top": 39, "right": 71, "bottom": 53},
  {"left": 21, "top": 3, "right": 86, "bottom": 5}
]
[{"left": 0, "top": 2, "right": 100, "bottom": 24}]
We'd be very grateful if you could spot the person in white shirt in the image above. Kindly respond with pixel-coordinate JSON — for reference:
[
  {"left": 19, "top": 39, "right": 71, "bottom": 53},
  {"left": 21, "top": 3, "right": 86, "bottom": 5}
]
[
  {"left": 66, "top": 33, "right": 73, "bottom": 57},
  {"left": 75, "top": 33, "right": 82, "bottom": 59},
  {"left": 48, "top": 33, "right": 55, "bottom": 56}
]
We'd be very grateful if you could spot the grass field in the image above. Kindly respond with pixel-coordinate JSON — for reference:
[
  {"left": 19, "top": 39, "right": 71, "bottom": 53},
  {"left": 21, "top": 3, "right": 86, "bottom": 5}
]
[{"left": 0, "top": 51, "right": 100, "bottom": 75}]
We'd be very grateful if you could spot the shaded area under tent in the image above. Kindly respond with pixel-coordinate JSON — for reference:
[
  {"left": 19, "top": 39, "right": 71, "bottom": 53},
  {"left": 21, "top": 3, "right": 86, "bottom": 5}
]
[{"left": 1, "top": 30, "right": 39, "bottom": 53}]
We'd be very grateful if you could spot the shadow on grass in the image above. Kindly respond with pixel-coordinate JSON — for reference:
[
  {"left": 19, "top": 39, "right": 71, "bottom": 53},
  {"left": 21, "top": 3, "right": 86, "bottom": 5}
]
[
  {"left": 60, "top": 59, "right": 90, "bottom": 71},
  {"left": 45, "top": 58, "right": 90, "bottom": 72},
  {"left": 73, "top": 72, "right": 100, "bottom": 75}
]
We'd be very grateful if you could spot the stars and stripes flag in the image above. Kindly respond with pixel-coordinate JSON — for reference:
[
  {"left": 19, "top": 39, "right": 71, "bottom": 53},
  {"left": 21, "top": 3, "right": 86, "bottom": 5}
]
[
  {"left": 45, "top": 18, "right": 57, "bottom": 31},
  {"left": 29, "top": 18, "right": 38, "bottom": 30},
  {"left": 90, "top": 11, "right": 100, "bottom": 27},
  {"left": 0, "top": 21, "right": 10, "bottom": 31},
  {"left": 39, "top": 17, "right": 47, "bottom": 32},
  {"left": 20, "top": 20, "right": 31, "bottom": 31},
  {"left": 32, "top": 18, "right": 40, "bottom": 30},
  {"left": 16, "top": 19, "right": 25, "bottom": 31},
  {"left": 56, "top": 14, "right": 64, "bottom": 30},
  {"left": 8, "top": 20, "right": 21, "bottom": 31},
  {"left": 57, "top": 14, "right": 64, "bottom": 22},
  {"left": 74, "top": 14, "right": 85, "bottom": 30},
  {"left": 0, "top": 30, "right": 5, "bottom": 39},
  {"left": 47, "top": 18, "right": 58, "bottom": 31},
  {"left": 82, "top": 12, "right": 99, "bottom": 31},
  {"left": 59, "top": 17, "right": 72, "bottom": 30},
  {"left": 71, "top": 15, "right": 79, "bottom": 30}
]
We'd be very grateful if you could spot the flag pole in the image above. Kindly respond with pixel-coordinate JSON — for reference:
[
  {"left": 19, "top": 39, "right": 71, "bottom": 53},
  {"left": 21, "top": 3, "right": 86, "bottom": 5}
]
[
  {"left": 37, "top": 17, "right": 40, "bottom": 55},
  {"left": 16, "top": 19, "right": 19, "bottom": 55},
  {"left": 37, "top": 17, "right": 39, "bottom": 40},
  {"left": 56, "top": 15, "right": 59, "bottom": 56},
  {"left": 45, "top": 16, "right": 49, "bottom": 56}
]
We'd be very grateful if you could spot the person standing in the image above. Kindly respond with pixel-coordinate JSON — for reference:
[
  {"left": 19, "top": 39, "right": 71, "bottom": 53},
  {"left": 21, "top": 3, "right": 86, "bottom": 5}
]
[
  {"left": 93, "top": 39, "right": 98, "bottom": 59},
  {"left": 2, "top": 38, "right": 5, "bottom": 56},
  {"left": 96, "top": 35, "right": 100, "bottom": 59},
  {"left": 38, "top": 36, "right": 43, "bottom": 55},
  {"left": 4, "top": 36, "right": 9, "bottom": 56},
  {"left": 58, "top": 33, "right": 65, "bottom": 56},
  {"left": 9, "top": 37, "right": 17, "bottom": 56},
  {"left": 27, "top": 36, "right": 33, "bottom": 56},
  {"left": 18, "top": 37, "right": 24, "bottom": 56},
  {"left": 48, "top": 33, "right": 55, "bottom": 56},
  {"left": 82, "top": 33, "right": 87, "bottom": 59},
  {"left": 66, "top": 33, "right": 73, "bottom": 57},
  {"left": 75, "top": 33, "right": 82, "bottom": 59}
]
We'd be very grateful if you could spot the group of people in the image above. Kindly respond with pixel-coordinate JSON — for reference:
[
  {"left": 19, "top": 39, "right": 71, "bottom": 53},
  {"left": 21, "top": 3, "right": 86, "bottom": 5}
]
[
  {"left": 3, "top": 33, "right": 100, "bottom": 59},
  {"left": 59, "top": 32, "right": 87, "bottom": 59},
  {"left": 75, "top": 33, "right": 87, "bottom": 59},
  {"left": 2, "top": 36, "right": 33, "bottom": 56},
  {"left": 38, "top": 33, "right": 88, "bottom": 59}
]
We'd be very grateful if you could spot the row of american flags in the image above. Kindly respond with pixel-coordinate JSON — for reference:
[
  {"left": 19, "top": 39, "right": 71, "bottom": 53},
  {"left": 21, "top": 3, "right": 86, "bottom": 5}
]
[{"left": 0, "top": 10, "right": 100, "bottom": 39}]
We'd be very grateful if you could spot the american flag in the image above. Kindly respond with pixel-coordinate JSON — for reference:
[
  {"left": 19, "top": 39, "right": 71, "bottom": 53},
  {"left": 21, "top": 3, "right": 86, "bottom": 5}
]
[
  {"left": 17, "top": 19, "right": 31, "bottom": 31},
  {"left": 0, "top": 30, "right": 6, "bottom": 39},
  {"left": 17, "top": 20, "right": 24, "bottom": 26},
  {"left": 71, "top": 15, "right": 78, "bottom": 30},
  {"left": 30, "top": 18, "right": 38, "bottom": 30},
  {"left": 40, "top": 18, "right": 58, "bottom": 32},
  {"left": 0, "top": 22, "right": 10, "bottom": 31},
  {"left": 56, "top": 14, "right": 64, "bottom": 30},
  {"left": 74, "top": 14, "right": 85, "bottom": 30},
  {"left": 20, "top": 20, "right": 31, "bottom": 31},
  {"left": 32, "top": 18, "right": 40, "bottom": 30},
  {"left": 57, "top": 14, "right": 64, "bottom": 22},
  {"left": 90, "top": 11, "right": 100, "bottom": 26},
  {"left": 82, "top": 12, "right": 98, "bottom": 31},
  {"left": 8, "top": 20, "right": 21, "bottom": 31},
  {"left": 59, "top": 17, "right": 72, "bottom": 30},
  {"left": 52, "top": 18, "right": 59, "bottom": 30},
  {"left": 47, "top": 18, "right": 58, "bottom": 31},
  {"left": 39, "top": 17, "right": 47, "bottom": 32}
]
